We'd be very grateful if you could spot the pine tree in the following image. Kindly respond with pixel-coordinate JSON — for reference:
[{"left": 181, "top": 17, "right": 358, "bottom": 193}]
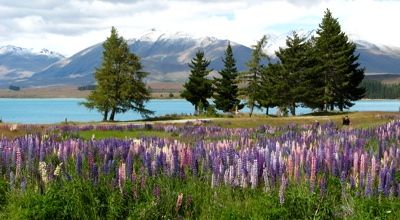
[
  {"left": 213, "top": 42, "right": 243, "bottom": 113},
  {"left": 181, "top": 50, "right": 213, "bottom": 114},
  {"left": 275, "top": 32, "right": 317, "bottom": 115},
  {"left": 241, "top": 35, "right": 268, "bottom": 117},
  {"left": 258, "top": 63, "right": 279, "bottom": 115},
  {"left": 315, "top": 9, "right": 365, "bottom": 111},
  {"left": 82, "top": 27, "right": 152, "bottom": 121}
]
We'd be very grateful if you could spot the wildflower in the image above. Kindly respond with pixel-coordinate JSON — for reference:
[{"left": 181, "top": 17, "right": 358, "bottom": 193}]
[
  {"left": 310, "top": 154, "right": 317, "bottom": 192},
  {"left": 250, "top": 160, "right": 258, "bottom": 189},
  {"left": 365, "top": 172, "right": 372, "bottom": 197},
  {"left": 279, "top": 174, "right": 287, "bottom": 204},
  {"left": 15, "top": 147, "right": 22, "bottom": 178},
  {"left": 118, "top": 162, "right": 126, "bottom": 192},
  {"left": 175, "top": 193, "right": 184, "bottom": 212},
  {"left": 54, "top": 162, "right": 63, "bottom": 177},
  {"left": 39, "top": 161, "right": 48, "bottom": 184},
  {"left": 76, "top": 153, "right": 82, "bottom": 176}
]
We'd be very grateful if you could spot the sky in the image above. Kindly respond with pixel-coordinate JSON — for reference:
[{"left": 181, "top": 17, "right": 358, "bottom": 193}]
[{"left": 0, "top": 0, "right": 399, "bottom": 57}]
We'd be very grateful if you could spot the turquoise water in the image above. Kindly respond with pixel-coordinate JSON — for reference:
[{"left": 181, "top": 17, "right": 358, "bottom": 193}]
[{"left": 0, "top": 98, "right": 399, "bottom": 124}]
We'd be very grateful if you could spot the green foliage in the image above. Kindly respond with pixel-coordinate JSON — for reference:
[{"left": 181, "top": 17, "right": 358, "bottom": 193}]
[
  {"left": 82, "top": 27, "right": 153, "bottom": 121},
  {"left": 273, "top": 32, "right": 323, "bottom": 115},
  {"left": 181, "top": 50, "right": 213, "bottom": 114},
  {"left": 1, "top": 154, "right": 400, "bottom": 219},
  {"left": 213, "top": 42, "right": 243, "bottom": 113},
  {"left": 315, "top": 9, "right": 365, "bottom": 111},
  {"left": 240, "top": 35, "right": 269, "bottom": 117},
  {"left": 361, "top": 80, "right": 400, "bottom": 99}
]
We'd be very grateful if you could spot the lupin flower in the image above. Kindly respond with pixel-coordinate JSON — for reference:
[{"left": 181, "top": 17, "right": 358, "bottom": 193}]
[
  {"left": 39, "top": 161, "right": 48, "bottom": 184},
  {"left": 119, "top": 162, "right": 126, "bottom": 192},
  {"left": 310, "top": 154, "right": 317, "bottom": 192},
  {"left": 54, "top": 162, "right": 63, "bottom": 177},
  {"left": 175, "top": 193, "right": 184, "bottom": 212},
  {"left": 279, "top": 174, "right": 287, "bottom": 204},
  {"left": 15, "top": 147, "right": 22, "bottom": 178}
]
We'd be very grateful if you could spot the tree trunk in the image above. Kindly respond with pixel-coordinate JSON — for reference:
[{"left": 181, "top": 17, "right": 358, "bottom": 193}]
[
  {"left": 102, "top": 110, "right": 109, "bottom": 121},
  {"left": 330, "top": 103, "right": 334, "bottom": 111},
  {"left": 266, "top": 107, "right": 269, "bottom": 115},
  {"left": 109, "top": 108, "right": 116, "bottom": 121},
  {"left": 290, "top": 103, "right": 296, "bottom": 116},
  {"left": 249, "top": 105, "right": 254, "bottom": 117}
]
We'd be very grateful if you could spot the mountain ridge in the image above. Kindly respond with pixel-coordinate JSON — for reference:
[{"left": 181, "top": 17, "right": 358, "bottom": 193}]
[{"left": 1, "top": 30, "right": 400, "bottom": 88}]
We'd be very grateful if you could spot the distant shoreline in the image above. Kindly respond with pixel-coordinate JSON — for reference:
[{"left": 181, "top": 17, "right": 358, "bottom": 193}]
[{"left": 0, "top": 83, "right": 183, "bottom": 99}]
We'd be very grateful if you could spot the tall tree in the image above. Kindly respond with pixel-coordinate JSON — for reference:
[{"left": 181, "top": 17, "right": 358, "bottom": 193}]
[
  {"left": 315, "top": 9, "right": 365, "bottom": 111},
  {"left": 241, "top": 35, "right": 268, "bottom": 117},
  {"left": 213, "top": 42, "right": 243, "bottom": 113},
  {"left": 181, "top": 50, "right": 213, "bottom": 114},
  {"left": 82, "top": 27, "right": 152, "bottom": 121},
  {"left": 275, "top": 32, "right": 317, "bottom": 115}
]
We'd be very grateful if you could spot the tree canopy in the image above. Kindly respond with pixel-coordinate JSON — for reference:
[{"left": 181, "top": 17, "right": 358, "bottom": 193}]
[
  {"left": 82, "top": 27, "right": 152, "bottom": 121},
  {"left": 181, "top": 50, "right": 213, "bottom": 114},
  {"left": 213, "top": 42, "right": 243, "bottom": 113}
]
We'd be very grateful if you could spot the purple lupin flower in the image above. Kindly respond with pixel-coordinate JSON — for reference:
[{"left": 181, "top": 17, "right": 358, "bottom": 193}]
[
  {"left": 310, "top": 154, "right": 317, "bottom": 192},
  {"left": 76, "top": 153, "right": 82, "bottom": 176},
  {"left": 250, "top": 160, "right": 258, "bottom": 189},
  {"left": 365, "top": 172, "right": 372, "bottom": 197},
  {"left": 15, "top": 146, "right": 22, "bottom": 178}
]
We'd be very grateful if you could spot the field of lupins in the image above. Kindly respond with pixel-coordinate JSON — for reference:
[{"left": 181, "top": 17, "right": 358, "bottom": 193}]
[{"left": 0, "top": 119, "right": 400, "bottom": 219}]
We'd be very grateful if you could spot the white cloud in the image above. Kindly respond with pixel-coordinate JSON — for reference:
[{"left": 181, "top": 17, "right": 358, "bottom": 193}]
[{"left": 0, "top": 0, "right": 399, "bottom": 56}]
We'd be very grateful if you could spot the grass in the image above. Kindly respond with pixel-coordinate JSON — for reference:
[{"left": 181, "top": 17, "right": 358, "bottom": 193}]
[
  {"left": 76, "top": 129, "right": 175, "bottom": 140},
  {"left": 2, "top": 174, "right": 400, "bottom": 219},
  {"left": 209, "top": 111, "right": 400, "bottom": 128}
]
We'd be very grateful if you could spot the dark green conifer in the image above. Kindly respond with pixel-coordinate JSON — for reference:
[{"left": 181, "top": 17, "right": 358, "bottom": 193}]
[
  {"left": 315, "top": 9, "right": 365, "bottom": 111},
  {"left": 213, "top": 42, "right": 243, "bottom": 113},
  {"left": 181, "top": 50, "right": 213, "bottom": 114}
]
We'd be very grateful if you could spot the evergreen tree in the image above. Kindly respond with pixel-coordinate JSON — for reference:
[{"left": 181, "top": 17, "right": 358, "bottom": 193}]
[
  {"left": 241, "top": 35, "right": 268, "bottom": 117},
  {"left": 83, "top": 27, "right": 152, "bottom": 121},
  {"left": 275, "top": 32, "right": 319, "bottom": 115},
  {"left": 181, "top": 50, "right": 213, "bottom": 114},
  {"left": 258, "top": 63, "right": 279, "bottom": 115},
  {"left": 213, "top": 42, "right": 243, "bottom": 113},
  {"left": 315, "top": 9, "right": 365, "bottom": 111}
]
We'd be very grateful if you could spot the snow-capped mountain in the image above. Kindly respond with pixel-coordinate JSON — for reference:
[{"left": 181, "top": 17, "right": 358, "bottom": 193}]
[
  {"left": 2, "top": 29, "right": 400, "bottom": 88},
  {"left": 21, "top": 29, "right": 252, "bottom": 87},
  {"left": 0, "top": 45, "right": 64, "bottom": 85}
]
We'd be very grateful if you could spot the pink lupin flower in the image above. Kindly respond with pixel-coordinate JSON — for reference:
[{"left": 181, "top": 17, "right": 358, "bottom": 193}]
[
  {"left": 287, "top": 155, "right": 293, "bottom": 180},
  {"left": 353, "top": 152, "right": 359, "bottom": 187},
  {"left": 360, "top": 153, "right": 367, "bottom": 188},
  {"left": 118, "top": 163, "right": 126, "bottom": 192},
  {"left": 371, "top": 155, "right": 377, "bottom": 182}
]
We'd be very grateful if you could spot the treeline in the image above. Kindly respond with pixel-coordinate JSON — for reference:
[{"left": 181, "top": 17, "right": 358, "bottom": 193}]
[
  {"left": 362, "top": 80, "right": 400, "bottom": 99},
  {"left": 181, "top": 9, "right": 365, "bottom": 116},
  {"left": 84, "top": 9, "right": 366, "bottom": 120}
]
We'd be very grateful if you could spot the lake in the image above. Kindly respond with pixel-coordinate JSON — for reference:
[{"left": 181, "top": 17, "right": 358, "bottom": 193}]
[{"left": 0, "top": 98, "right": 399, "bottom": 124}]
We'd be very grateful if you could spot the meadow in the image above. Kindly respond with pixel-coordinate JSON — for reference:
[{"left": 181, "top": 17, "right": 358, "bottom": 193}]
[{"left": 0, "top": 112, "right": 399, "bottom": 219}]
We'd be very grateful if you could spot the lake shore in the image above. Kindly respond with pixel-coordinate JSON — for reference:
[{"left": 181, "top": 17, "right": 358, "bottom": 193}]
[{"left": 0, "top": 83, "right": 183, "bottom": 99}]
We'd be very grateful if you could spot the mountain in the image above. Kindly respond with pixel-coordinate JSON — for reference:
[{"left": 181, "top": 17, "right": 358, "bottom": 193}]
[
  {"left": 3, "top": 30, "right": 400, "bottom": 88},
  {"left": 0, "top": 46, "right": 64, "bottom": 87},
  {"left": 355, "top": 40, "right": 400, "bottom": 74},
  {"left": 20, "top": 29, "right": 252, "bottom": 87}
]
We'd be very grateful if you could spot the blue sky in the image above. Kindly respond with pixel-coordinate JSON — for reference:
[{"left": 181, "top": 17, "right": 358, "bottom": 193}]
[{"left": 0, "top": 0, "right": 398, "bottom": 56}]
